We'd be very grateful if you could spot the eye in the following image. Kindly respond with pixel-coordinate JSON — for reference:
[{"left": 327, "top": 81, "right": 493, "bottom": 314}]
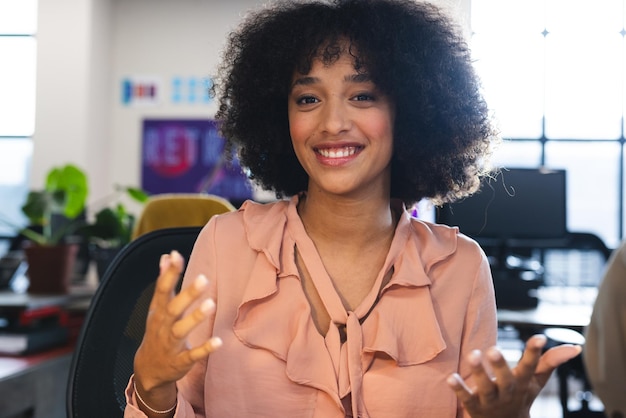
[
  {"left": 352, "top": 93, "right": 376, "bottom": 102},
  {"left": 296, "top": 95, "right": 319, "bottom": 105}
]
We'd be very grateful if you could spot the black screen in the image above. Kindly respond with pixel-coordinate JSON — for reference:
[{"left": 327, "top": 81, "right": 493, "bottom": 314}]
[{"left": 436, "top": 168, "right": 567, "bottom": 240}]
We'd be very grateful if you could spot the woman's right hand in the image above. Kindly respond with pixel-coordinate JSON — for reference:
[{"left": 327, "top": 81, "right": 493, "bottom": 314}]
[{"left": 133, "top": 250, "right": 222, "bottom": 413}]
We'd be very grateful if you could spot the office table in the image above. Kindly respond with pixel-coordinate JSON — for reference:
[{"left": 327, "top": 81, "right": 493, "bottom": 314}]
[
  {"left": 497, "top": 286, "right": 597, "bottom": 339},
  {"left": 0, "top": 342, "right": 73, "bottom": 418},
  {"left": 0, "top": 284, "right": 95, "bottom": 418}
]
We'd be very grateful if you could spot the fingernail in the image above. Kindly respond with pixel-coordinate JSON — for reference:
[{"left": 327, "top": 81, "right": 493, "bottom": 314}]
[
  {"left": 200, "top": 298, "right": 215, "bottom": 314},
  {"left": 533, "top": 334, "right": 547, "bottom": 348},
  {"left": 195, "top": 274, "right": 208, "bottom": 290},
  {"left": 487, "top": 347, "right": 502, "bottom": 362},
  {"left": 469, "top": 349, "right": 482, "bottom": 366},
  {"left": 159, "top": 254, "right": 170, "bottom": 271},
  {"left": 210, "top": 336, "right": 223, "bottom": 349},
  {"left": 447, "top": 374, "right": 460, "bottom": 386},
  {"left": 171, "top": 250, "right": 182, "bottom": 265},
  {"left": 569, "top": 344, "right": 583, "bottom": 355}
]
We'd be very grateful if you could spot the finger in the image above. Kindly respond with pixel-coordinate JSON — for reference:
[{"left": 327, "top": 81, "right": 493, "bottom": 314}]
[
  {"left": 153, "top": 251, "right": 185, "bottom": 303},
  {"left": 447, "top": 373, "right": 479, "bottom": 410},
  {"left": 467, "top": 349, "right": 499, "bottom": 404},
  {"left": 190, "top": 336, "right": 223, "bottom": 361},
  {"left": 485, "top": 346, "right": 515, "bottom": 400},
  {"left": 167, "top": 274, "right": 210, "bottom": 319},
  {"left": 171, "top": 297, "right": 216, "bottom": 339},
  {"left": 514, "top": 334, "right": 547, "bottom": 386},
  {"left": 182, "top": 336, "right": 223, "bottom": 364},
  {"left": 534, "top": 344, "right": 582, "bottom": 387}
]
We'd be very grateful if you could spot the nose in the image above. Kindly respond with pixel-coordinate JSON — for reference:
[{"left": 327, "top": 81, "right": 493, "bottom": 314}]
[{"left": 321, "top": 97, "right": 351, "bottom": 134}]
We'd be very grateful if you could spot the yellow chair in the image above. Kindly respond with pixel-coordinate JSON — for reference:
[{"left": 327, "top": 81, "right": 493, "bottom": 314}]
[{"left": 131, "top": 193, "right": 236, "bottom": 240}]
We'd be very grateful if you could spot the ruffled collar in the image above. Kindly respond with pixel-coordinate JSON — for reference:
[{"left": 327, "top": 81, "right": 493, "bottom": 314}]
[{"left": 233, "top": 195, "right": 458, "bottom": 412}]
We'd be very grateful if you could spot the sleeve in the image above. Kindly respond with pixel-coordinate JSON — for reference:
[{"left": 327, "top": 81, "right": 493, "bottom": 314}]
[
  {"left": 456, "top": 249, "right": 498, "bottom": 418},
  {"left": 123, "top": 374, "right": 199, "bottom": 418},
  {"left": 123, "top": 218, "right": 221, "bottom": 418}
]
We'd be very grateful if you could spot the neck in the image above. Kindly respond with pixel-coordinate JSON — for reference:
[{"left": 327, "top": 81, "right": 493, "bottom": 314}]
[{"left": 297, "top": 190, "right": 397, "bottom": 246}]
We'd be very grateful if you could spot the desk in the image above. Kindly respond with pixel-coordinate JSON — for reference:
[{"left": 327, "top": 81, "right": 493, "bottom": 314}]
[
  {"left": 0, "top": 284, "right": 95, "bottom": 418},
  {"left": 0, "top": 342, "right": 73, "bottom": 418},
  {"left": 497, "top": 286, "right": 597, "bottom": 339}
]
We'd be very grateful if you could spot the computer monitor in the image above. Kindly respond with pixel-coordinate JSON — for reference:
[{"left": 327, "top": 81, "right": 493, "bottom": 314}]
[{"left": 435, "top": 167, "right": 567, "bottom": 240}]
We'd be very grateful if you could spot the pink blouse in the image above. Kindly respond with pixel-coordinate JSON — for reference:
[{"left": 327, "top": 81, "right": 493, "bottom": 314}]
[{"left": 125, "top": 195, "right": 497, "bottom": 418}]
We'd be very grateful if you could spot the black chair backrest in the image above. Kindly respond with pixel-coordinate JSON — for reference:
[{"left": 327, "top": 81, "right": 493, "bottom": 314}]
[
  {"left": 66, "top": 226, "right": 202, "bottom": 418},
  {"left": 565, "top": 232, "right": 613, "bottom": 261}
]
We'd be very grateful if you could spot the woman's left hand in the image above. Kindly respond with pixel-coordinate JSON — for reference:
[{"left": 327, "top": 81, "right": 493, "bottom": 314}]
[{"left": 447, "top": 334, "right": 582, "bottom": 418}]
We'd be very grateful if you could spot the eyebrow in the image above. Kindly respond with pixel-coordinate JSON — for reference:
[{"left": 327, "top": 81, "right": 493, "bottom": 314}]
[{"left": 291, "top": 72, "right": 373, "bottom": 88}]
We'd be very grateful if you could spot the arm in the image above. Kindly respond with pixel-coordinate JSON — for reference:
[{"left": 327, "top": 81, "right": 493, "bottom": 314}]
[
  {"left": 454, "top": 251, "right": 498, "bottom": 418},
  {"left": 125, "top": 221, "right": 223, "bottom": 418}
]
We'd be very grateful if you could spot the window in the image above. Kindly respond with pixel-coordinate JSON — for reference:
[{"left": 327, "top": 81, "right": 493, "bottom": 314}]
[
  {"left": 0, "top": 0, "right": 37, "bottom": 239},
  {"left": 471, "top": 0, "right": 625, "bottom": 249}
]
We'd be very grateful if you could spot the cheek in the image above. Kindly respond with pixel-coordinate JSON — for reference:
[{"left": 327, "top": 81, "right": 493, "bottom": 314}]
[
  {"left": 287, "top": 116, "right": 309, "bottom": 170},
  {"left": 288, "top": 113, "right": 311, "bottom": 148},
  {"left": 367, "top": 114, "right": 394, "bottom": 153}
]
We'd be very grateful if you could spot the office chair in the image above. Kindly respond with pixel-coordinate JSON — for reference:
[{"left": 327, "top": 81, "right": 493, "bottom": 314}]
[
  {"left": 565, "top": 232, "right": 613, "bottom": 265},
  {"left": 66, "top": 226, "right": 202, "bottom": 418},
  {"left": 543, "top": 328, "right": 606, "bottom": 418},
  {"left": 541, "top": 232, "right": 611, "bottom": 418},
  {"left": 131, "top": 193, "right": 235, "bottom": 240}
]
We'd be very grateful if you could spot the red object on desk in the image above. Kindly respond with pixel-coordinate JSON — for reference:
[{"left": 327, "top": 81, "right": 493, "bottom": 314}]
[
  {"left": 0, "top": 338, "right": 74, "bottom": 375},
  {"left": 17, "top": 305, "right": 69, "bottom": 327},
  {"left": 0, "top": 285, "right": 94, "bottom": 417}
]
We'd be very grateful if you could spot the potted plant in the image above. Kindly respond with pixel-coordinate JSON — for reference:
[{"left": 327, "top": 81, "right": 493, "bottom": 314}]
[
  {"left": 1, "top": 164, "right": 89, "bottom": 294},
  {"left": 82, "top": 185, "right": 149, "bottom": 280}
]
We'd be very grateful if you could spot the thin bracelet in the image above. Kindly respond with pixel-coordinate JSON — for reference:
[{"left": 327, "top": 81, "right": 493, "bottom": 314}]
[{"left": 133, "top": 381, "right": 177, "bottom": 415}]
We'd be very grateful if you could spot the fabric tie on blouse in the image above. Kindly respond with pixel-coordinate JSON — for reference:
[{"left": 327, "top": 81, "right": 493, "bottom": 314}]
[{"left": 345, "top": 312, "right": 365, "bottom": 416}]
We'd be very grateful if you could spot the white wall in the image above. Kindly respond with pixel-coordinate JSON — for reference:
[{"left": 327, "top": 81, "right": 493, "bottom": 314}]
[
  {"left": 33, "top": 0, "right": 112, "bottom": 197},
  {"left": 32, "top": 0, "right": 470, "bottom": 212}
]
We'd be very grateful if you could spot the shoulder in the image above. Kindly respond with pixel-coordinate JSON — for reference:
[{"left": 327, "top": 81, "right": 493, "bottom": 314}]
[
  {"left": 205, "top": 199, "right": 289, "bottom": 229},
  {"left": 402, "top": 217, "right": 491, "bottom": 298},
  {"left": 408, "top": 218, "right": 485, "bottom": 266},
  {"left": 617, "top": 240, "right": 626, "bottom": 269},
  {"left": 197, "top": 199, "right": 290, "bottom": 252}
]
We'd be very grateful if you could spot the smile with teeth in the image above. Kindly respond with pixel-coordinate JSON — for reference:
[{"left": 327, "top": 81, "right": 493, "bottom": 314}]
[{"left": 316, "top": 146, "right": 360, "bottom": 158}]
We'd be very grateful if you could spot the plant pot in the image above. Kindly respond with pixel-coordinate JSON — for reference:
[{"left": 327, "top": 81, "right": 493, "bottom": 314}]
[
  {"left": 89, "top": 244, "right": 121, "bottom": 281},
  {"left": 24, "top": 243, "right": 79, "bottom": 294}
]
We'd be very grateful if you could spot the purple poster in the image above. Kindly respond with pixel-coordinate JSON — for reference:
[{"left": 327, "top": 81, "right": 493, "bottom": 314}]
[{"left": 141, "top": 119, "right": 253, "bottom": 202}]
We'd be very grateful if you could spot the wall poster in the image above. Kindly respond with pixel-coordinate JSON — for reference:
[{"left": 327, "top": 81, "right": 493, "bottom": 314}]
[{"left": 141, "top": 119, "right": 253, "bottom": 204}]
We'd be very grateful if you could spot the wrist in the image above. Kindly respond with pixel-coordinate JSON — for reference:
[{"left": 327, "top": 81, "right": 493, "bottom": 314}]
[
  {"left": 133, "top": 377, "right": 177, "bottom": 415},
  {"left": 133, "top": 352, "right": 175, "bottom": 393}
]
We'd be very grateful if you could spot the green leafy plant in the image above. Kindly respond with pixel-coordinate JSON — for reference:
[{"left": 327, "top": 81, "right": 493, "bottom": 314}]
[
  {"left": 83, "top": 185, "right": 149, "bottom": 248},
  {"left": 0, "top": 164, "right": 89, "bottom": 246}
]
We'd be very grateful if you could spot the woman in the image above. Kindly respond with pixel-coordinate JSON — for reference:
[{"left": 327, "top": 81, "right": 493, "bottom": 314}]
[{"left": 125, "top": 1, "right": 581, "bottom": 417}]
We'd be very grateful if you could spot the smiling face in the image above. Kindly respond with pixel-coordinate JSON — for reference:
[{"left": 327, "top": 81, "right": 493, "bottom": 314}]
[{"left": 288, "top": 52, "right": 395, "bottom": 201}]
